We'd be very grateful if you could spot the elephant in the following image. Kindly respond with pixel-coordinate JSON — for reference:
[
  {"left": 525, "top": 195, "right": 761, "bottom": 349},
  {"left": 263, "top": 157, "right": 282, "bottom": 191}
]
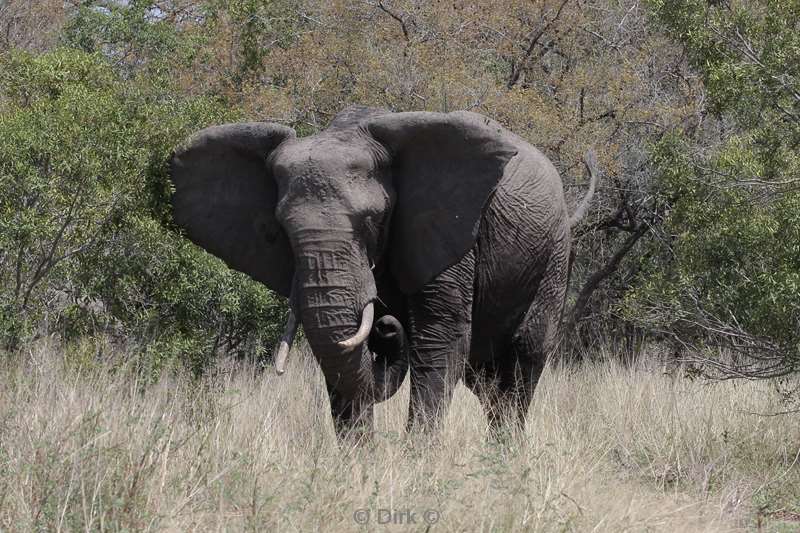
[{"left": 169, "top": 105, "right": 598, "bottom": 437}]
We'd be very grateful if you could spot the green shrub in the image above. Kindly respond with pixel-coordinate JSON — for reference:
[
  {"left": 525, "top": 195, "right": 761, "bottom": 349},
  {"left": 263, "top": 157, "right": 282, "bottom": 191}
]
[
  {"left": 0, "top": 48, "right": 286, "bottom": 373},
  {"left": 627, "top": 1, "right": 800, "bottom": 376}
]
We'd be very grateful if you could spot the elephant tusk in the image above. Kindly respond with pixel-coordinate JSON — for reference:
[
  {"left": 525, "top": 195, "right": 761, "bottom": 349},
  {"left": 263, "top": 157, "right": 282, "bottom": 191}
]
[
  {"left": 274, "top": 306, "right": 298, "bottom": 375},
  {"left": 337, "top": 302, "right": 374, "bottom": 352}
]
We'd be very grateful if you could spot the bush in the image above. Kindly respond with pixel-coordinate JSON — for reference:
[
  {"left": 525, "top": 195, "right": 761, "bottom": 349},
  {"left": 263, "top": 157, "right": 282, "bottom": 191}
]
[
  {"left": 625, "top": 1, "right": 800, "bottom": 377},
  {"left": 0, "top": 48, "right": 286, "bottom": 373}
]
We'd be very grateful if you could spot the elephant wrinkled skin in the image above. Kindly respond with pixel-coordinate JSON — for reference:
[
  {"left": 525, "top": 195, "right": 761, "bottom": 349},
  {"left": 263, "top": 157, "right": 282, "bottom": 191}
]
[{"left": 169, "top": 106, "right": 598, "bottom": 437}]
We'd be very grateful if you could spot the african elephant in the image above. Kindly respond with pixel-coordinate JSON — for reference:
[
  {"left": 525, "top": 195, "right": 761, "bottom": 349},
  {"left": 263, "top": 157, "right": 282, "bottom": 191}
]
[{"left": 169, "top": 105, "right": 598, "bottom": 437}]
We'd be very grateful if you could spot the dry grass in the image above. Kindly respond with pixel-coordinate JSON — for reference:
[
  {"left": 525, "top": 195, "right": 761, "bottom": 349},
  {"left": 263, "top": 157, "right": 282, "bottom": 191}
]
[{"left": 1, "top": 339, "right": 798, "bottom": 532}]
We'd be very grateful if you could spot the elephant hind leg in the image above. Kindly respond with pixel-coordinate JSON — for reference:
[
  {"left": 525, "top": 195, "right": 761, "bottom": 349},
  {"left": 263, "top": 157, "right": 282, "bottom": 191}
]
[
  {"left": 470, "top": 337, "right": 544, "bottom": 435},
  {"left": 474, "top": 263, "right": 566, "bottom": 434}
]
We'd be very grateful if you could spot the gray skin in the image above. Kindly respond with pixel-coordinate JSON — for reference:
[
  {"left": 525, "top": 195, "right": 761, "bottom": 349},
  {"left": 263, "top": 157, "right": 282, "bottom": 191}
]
[{"left": 170, "top": 106, "right": 597, "bottom": 438}]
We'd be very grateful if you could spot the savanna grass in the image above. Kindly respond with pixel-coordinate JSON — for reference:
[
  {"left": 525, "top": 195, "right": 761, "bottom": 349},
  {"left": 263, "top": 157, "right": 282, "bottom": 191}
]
[{"left": 0, "top": 338, "right": 797, "bottom": 531}]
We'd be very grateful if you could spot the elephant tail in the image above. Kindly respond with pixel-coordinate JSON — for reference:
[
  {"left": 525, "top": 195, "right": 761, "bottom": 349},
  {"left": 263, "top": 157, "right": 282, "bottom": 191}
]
[{"left": 569, "top": 149, "right": 600, "bottom": 229}]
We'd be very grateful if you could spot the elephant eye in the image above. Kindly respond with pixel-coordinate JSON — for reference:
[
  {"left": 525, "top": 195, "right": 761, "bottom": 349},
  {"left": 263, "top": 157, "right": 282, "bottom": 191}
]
[{"left": 363, "top": 215, "right": 379, "bottom": 239}]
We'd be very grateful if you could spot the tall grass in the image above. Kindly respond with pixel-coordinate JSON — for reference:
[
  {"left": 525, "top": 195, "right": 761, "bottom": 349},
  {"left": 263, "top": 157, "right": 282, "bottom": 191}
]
[{"left": 1, "top": 339, "right": 797, "bottom": 531}]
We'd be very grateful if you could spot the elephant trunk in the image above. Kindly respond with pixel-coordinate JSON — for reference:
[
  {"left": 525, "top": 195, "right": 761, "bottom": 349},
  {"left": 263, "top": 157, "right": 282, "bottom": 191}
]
[
  {"left": 299, "top": 293, "right": 407, "bottom": 402},
  {"left": 370, "top": 315, "right": 409, "bottom": 402},
  {"left": 291, "top": 234, "right": 406, "bottom": 434}
]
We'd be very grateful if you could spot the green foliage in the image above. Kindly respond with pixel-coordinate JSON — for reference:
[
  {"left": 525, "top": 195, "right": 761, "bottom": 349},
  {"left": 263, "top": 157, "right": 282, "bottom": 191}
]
[
  {"left": 629, "top": 1, "right": 800, "bottom": 374},
  {"left": 631, "top": 133, "right": 800, "bottom": 342},
  {"left": 0, "top": 47, "right": 286, "bottom": 372},
  {"left": 61, "top": 0, "right": 197, "bottom": 79},
  {"left": 650, "top": 0, "right": 800, "bottom": 126},
  {"left": 204, "top": 0, "right": 298, "bottom": 89}
]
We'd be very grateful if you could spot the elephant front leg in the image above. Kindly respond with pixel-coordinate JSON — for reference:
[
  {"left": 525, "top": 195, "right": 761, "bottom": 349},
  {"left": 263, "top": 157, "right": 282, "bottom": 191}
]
[
  {"left": 406, "top": 251, "right": 475, "bottom": 431},
  {"left": 326, "top": 386, "right": 374, "bottom": 441}
]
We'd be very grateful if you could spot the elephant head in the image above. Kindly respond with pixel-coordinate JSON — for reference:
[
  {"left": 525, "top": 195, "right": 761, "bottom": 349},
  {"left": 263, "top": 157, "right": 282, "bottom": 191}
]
[{"left": 169, "top": 106, "right": 517, "bottom": 436}]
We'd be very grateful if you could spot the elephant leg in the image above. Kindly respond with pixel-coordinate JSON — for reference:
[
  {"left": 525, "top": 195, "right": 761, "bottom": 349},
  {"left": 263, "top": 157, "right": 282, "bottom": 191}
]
[
  {"left": 477, "top": 259, "right": 567, "bottom": 434},
  {"left": 473, "top": 318, "right": 546, "bottom": 434},
  {"left": 326, "top": 385, "right": 374, "bottom": 441},
  {"left": 405, "top": 250, "right": 475, "bottom": 431}
]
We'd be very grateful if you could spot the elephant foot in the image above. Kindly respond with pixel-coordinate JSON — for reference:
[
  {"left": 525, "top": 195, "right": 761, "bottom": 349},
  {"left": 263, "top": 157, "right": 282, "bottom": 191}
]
[
  {"left": 329, "top": 391, "right": 374, "bottom": 443},
  {"left": 465, "top": 363, "right": 532, "bottom": 438}
]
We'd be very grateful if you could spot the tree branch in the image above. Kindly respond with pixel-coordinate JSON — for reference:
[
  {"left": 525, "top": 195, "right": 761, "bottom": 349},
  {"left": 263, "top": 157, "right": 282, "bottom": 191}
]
[
  {"left": 567, "top": 222, "right": 650, "bottom": 333},
  {"left": 377, "top": 1, "right": 409, "bottom": 41},
  {"left": 507, "top": 0, "right": 571, "bottom": 89}
]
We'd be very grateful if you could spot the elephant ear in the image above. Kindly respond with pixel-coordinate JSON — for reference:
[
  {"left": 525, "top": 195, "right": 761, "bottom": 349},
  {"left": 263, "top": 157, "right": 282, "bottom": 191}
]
[
  {"left": 169, "top": 122, "right": 296, "bottom": 297},
  {"left": 365, "top": 111, "right": 518, "bottom": 294}
]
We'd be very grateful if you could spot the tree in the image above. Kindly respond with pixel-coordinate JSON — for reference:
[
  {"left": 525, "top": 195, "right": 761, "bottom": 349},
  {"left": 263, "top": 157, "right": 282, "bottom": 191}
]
[
  {"left": 627, "top": 0, "right": 800, "bottom": 377},
  {"left": 0, "top": 48, "right": 285, "bottom": 374}
]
